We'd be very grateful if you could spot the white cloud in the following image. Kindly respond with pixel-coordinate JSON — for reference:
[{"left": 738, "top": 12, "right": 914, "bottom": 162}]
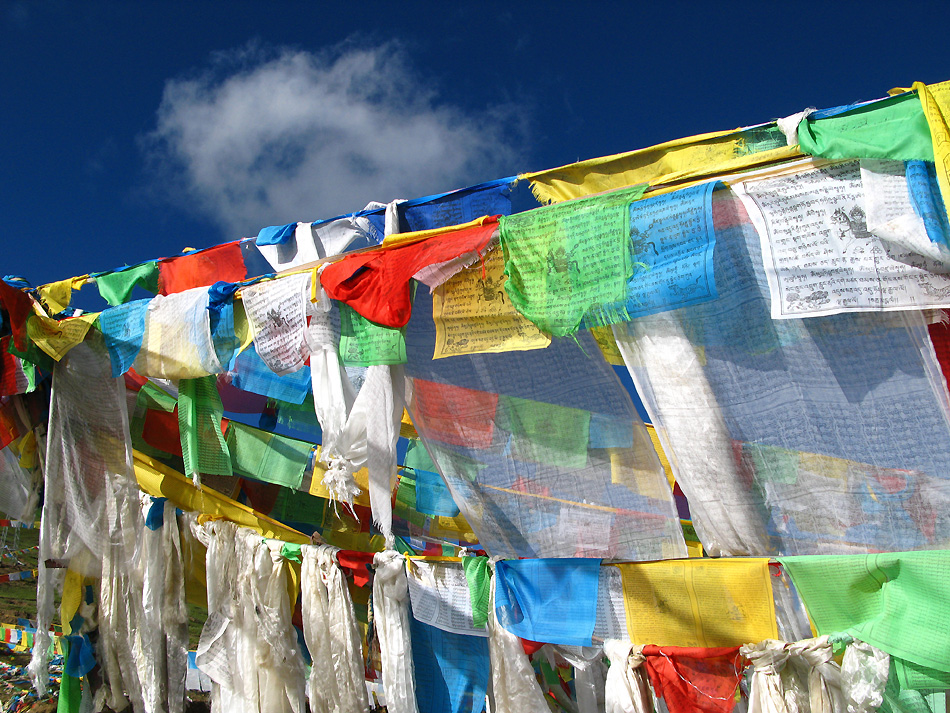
[{"left": 144, "top": 43, "right": 523, "bottom": 239}]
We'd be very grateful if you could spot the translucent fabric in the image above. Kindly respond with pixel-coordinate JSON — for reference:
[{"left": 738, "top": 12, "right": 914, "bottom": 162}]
[
  {"left": 404, "top": 287, "right": 685, "bottom": 560},
  {"left": 240, "top": 273, "right": 311, "bottom": 376},
  {"left": 133, "top": 287, "right": 222, "bottom": 380},
  {"left": 309, "top": 298, "right": 404, "bottom": 541},
  {"left": 841, "top": 641, "right": 889, "bottom": 713},
  {"left": 0, "top": 444, "right": 37, "bottom": 521},
  {"left": 612, "top": 187, "right": 950, "bottom": 556},
  {"left": 300, "top": 544, "right": 369, "bottom": 713},
  {"left": 136, "top": 496, "right": 189, "bottom": 713},
  {"left": 373, "top": 551, "right": 420, "bottom": 713},
  {"left": 195, "top": 521, "right": 306, "bottom": 713},
  {"left": 486, "top": 575, "right": 550, "bottom": 713},
  {"left": 603, "top": 640, "right": 652, "bottom": 713},
  {"left": 42, "top": 337, "right": 134, "bottom": 571}
]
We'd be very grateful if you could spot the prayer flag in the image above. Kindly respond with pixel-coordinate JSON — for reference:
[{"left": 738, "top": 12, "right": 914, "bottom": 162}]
[
  {"left": 321, "top": 217, "right": 498, "bottom": 329},
  {"left": 158, "top": 242, "right": 246, "bottom": 296},
  {"left": 94, "top": 261, "right": 159, "bottom": 306}
]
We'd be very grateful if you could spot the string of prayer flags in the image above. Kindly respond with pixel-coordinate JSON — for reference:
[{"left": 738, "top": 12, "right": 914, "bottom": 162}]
[
  {"left": 178, "top": 376, "right": 232, "bottom": 482},
  {"left": 522, "top": 124, "right": 796, "bottom": 204},
  {"left": 499, "top": 184, "right": 646, "bottom": 337},
  {"left": 321, "top": 216, "right": 498, "bottom": 329},
  {"left": 157, "top": 241, "right": 246, "bottom": 296},
  {"left": 616, "top": 558, "right": 778, "bottom": 647},
  {"left": 614, "top": 187, "right": 950, "bottom": 556},
  {"left": 778, "top": 550, "right": 950, "bottom": 676},
  {"left": 226, "top": 420, "right": 312, "bottom": 490},
  {"left": 94, "top": 261, "right": 159, "bottom": 306},
  {"left": 493, "top": 558, "right": 600, "bottom": 646},
  {"left": 797, "top": 91, "right": 934, "bottom": 162}
]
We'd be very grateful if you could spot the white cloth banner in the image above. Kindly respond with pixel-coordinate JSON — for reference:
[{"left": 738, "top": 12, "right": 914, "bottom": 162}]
[
  {"left": 241, "top": 272, "right": 311, "bottom": 375},
  {"left": 603, "top": 640, "right": 652, "bottom": 713},
  {"left": 486, "top": 574, "right": 549, "bottom": 713},
  {"left": 134, "top": 287, "right": 221, "bottom": 379},
  {"left": 733, "top": 159, "right": 950, "bottom": 319},
  {"left": 301, "top": 545, "right": 370, "bottom": 713},
  {"left": 373, "top": 551, "right": 419, "bottom": 713}
]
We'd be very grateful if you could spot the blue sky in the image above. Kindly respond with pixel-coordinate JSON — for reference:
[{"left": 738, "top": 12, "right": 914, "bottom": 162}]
[{"left": 3, "top": 1, "right": 950, "bottom": 295}]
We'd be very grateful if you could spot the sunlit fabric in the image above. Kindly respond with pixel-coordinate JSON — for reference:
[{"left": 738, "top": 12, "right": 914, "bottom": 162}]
[
  {"left": 404, "top": 287, "right": 685, "bottom": 560},
  {"left": 612, "top": 188, "right": 950, "bottom": 556}
]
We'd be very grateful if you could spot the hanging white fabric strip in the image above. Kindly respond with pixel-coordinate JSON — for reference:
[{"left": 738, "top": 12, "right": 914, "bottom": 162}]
[
  {"left": 785, "top": 636, "right": 843, "bottom": 713},
  {"left": 320, "top": 546, "right": 371, "bottom": 713},
  {"left": 612, "top": 317, "right": 769, "bottom": 556},
  {"left": 840, "top": 640, "right": 890, "bottom": 713},
  {"left": 301, "top": 544, "right": 336, "bottom": 713},
  {"left": 301, "top": 545, "right": 371, "bottom": 713},
  {"left": 603, "top": 640, "right": 652, "bottom": 713},
  {"left": 486, "top": 572, "right": 550, "bottom": 713},
  {"left": 364, "top": 364, "right": 404, "bottom": 546},
  {"left": 373, "top": 550, "right": 419, "bottom": 713}
]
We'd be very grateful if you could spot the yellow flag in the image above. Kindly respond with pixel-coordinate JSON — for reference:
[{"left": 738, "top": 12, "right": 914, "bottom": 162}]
[
  {"left": 133, "top": 450, "right": 309, "bottom": 544},
  {"left": 617, "top": 558, "right": 777, "bottom": 647},
  {"left": 432, "top": 247, "right": 550, "bottom": 358},
  {"left": 524, "top": 129, "right": 800, "bottom": 204},
  {"left": 37, "top": 277, "right": 78, "bottom": 316},
  {"left": 381, "top": 215, "right": 497, "bottom": 248},
  {"left": 913, "top": 80, "right": 950, "bottom": 219},
  {"left": 27, "top": 312, "right": 98, "bottom": 361}
]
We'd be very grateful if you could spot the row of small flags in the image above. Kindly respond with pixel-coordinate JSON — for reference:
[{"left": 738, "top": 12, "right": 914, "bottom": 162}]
[
  {"left": 0, "top": 569, "right": 36, "bottom": 584},
  {"left": 0, "top": 521, "right": 40, "bottom": 530},
  {"left": 0, "top": 620, "right": 209, "bottom": 691},
  {"left": 0, "top": 620, "right": 62, "bottom": 655},
  {"left": 0, "top": 546, "right": 38, "bottom": 561}
]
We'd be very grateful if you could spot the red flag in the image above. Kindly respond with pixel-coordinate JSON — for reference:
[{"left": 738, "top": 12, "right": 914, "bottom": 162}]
[
  {"left": 158, "top": 242, "right": 246, "bottom": 295},
  {"left": 642, "top": 645, "right": 745, "bottom": 713},
  {"left": 321, "top": 217, "right": 498, "bottom": 328},
  {"left": 0, "top": 281, "right": 34, "bottom": 353},
  {"left": 410, "top": 379, "right": 498, "bottom": 448}
]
